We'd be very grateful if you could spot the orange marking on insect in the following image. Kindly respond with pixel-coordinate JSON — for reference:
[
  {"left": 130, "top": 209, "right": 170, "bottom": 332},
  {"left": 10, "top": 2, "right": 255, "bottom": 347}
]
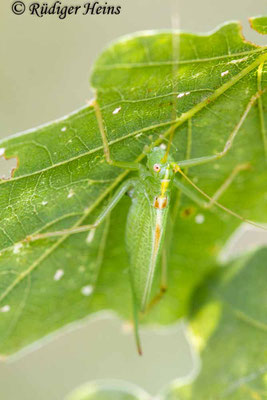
[
  {"left": 155, "top": 224, "right": 161, "bottom": 250},
  {"left": 153, "top": 196, "right": 168, "bottom": 209}
]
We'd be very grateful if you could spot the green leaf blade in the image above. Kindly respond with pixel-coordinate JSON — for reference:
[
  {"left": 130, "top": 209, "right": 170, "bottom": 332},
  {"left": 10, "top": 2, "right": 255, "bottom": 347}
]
[
  {"left": 0, "top": 20, "right": 266, "bottom": 356},
  {"left": 250, "top": 16, "right": 267, "bottom": 35},
  {"left": 166, "top": 247, "right": 267, "bottom": 400}
]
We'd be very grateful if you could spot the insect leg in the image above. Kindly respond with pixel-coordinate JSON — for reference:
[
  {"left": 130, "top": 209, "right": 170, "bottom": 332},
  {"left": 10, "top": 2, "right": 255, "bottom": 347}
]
[
  {"left": 257, "top": 63, "right": 267, "bottom": 159},
  {"left": 26, "top": 178, "right": 138, "bottom": 242},
  {"left": 160, "top": 245, "right": 168, "bottom": 292},
  {"left": 174, "top": 178, "right": 206, "bottom": 208},
  {"left": 174, "top": 171, "right": 267, "bottom": 231},
  {"left": 176, "top": 90, "right": 265, "bottom": 170},
  {"left": 93, "top": 99, "right": 141, "bottom": 171},
  {"left": 204, "top": 163, "right": 250, "bottom": 209},
  {"left": 174, "top": 163, "right": 250, "bottom": 209},
  {"left": 132, "top": 291, "right": 142, "bottom": 356}
]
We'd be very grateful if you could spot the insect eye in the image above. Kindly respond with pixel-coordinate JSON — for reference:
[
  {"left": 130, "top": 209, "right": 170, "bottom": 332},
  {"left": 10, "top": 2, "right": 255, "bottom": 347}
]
[{"left": 153, "top": 164, "right": 161, "bottom": 172}]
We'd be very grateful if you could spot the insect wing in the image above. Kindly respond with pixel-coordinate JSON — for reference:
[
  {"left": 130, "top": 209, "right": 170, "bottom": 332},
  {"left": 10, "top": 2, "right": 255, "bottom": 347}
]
[{"left": 125, "top": 189, "right": 169, "bottom": 312}]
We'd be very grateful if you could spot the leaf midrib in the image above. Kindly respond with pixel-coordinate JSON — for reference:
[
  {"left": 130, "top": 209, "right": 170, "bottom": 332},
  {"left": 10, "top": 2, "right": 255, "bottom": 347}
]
[{"left": 95, "top": 47, "right": 266, "bottom": 70}]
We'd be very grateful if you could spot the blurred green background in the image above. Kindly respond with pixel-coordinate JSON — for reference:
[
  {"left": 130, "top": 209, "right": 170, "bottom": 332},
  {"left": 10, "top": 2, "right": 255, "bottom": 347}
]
[{"left": 0, "top": 0, "right": 266, "bottom": 399}]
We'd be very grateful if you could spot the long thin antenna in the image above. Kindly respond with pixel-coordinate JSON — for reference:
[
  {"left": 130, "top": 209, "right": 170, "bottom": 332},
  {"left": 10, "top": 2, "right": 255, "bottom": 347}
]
[
  {"left": 162, "top": 0, "right": 180, "bottom": 163},
  {"left": 176, "top": 167, "right": 267, "bottom": 231}
]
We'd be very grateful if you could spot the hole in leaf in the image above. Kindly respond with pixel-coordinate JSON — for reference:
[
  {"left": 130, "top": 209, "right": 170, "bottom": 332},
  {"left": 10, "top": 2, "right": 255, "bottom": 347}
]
[{"left": 0, "top": 152, "right": 18, "bottom": 180}]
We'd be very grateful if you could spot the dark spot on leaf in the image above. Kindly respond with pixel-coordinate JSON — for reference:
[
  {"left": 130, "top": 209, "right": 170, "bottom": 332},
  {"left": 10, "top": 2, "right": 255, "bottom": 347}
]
[{"left": 180, "top": 206, "right": 196, "bottom": 219}]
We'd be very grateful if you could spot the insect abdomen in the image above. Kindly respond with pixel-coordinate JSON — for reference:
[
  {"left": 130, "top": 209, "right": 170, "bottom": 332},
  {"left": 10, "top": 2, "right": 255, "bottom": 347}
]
[{"left": 125, "top": 191, "right": 169, "bottom": 312}]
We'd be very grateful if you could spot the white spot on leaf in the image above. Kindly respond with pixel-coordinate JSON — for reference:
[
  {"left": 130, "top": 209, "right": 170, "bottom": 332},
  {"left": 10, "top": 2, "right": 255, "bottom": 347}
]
[
  {"left": 42, "top": 201, "right": 48, "bottom": 206},
  {"left": 54, "top": 269, "right": 64, "bottom": 281},
  {"left": 86, "top": 229, "right": 95, "bottom": 244},
  {"left": 221, "top": 70, "right": 229, "bottom": 77},
  {"left": 112, "top": 107, "right": 121, "bottom": 115},
  {"left": 228, "top": 56, "right": 248, "bottom": 64},
  {"left": 160, "top": 143, "right": 167, "bottom": 150},
  {"left": 177, "top": 92, "right": 190, "bottom": 98},
  {"left": 68, "top": 189, "right": 74, "bottom": 199},
  {"left": 195, "top": 214, "right": 205, "bottom": 224},
  {"left": 1, "top": 305, "right": 10, "bottom": 313},
  {"left": 61, "top": 126, "right": 67, "bottom": 132},
  {"left": 13, "top": 243, "right": 23, "bottom": 254},
  {"left": 0, "top": 148, "right": 5, "bottom": 156},
  {"left": 81, "top": 285, "right": 93, "bottom": 296}
]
